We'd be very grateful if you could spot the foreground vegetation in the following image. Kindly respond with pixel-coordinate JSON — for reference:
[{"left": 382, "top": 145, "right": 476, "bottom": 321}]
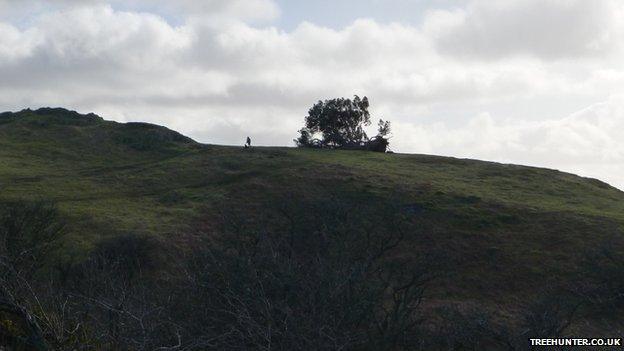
[{"left": 0, "top": 108, "right": 623, "bottom": 349}]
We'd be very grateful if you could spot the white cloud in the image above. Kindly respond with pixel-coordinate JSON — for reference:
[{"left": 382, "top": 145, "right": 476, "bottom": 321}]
[
  {"left": 0, "top": 0, "right": 623, "bottom": 188},
  {"left": 425, "top": 0, "right": 624, "bottom": 60},
  {"left": 392, "top": 97, "right": 624, "bottom": 189},
  {"left": 0, "top": 23, "right": 40, "bottom": 62}
]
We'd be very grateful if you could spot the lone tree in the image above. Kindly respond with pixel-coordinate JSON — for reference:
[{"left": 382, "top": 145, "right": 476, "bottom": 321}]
[{"left": 295, "top": 95, "right": 391, "bottom": 152}]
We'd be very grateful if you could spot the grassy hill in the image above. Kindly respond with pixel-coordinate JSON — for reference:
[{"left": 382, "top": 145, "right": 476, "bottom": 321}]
[{"left": 1, "top": 107, "right": 623, "bottom": 347}]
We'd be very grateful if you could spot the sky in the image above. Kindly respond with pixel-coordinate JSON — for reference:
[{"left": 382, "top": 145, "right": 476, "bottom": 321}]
[{"left": 1, "top": 0, "right": 624, "bottom": 189}]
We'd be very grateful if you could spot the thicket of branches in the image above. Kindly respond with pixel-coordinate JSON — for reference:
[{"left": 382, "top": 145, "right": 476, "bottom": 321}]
[
  {"left": 0, "top": 199, "right": 622, "bottom": 350},
  {"left": 0, "top": 199, "right": 430, "bottom": 350},
  {"left": 176, "top": 198, "right": 432, "bottom": 350}
]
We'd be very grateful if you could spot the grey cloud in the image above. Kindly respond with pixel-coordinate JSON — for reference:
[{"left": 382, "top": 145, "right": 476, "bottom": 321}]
[{"left": 426, "top": 0, "right": 622, "bottom": 60}]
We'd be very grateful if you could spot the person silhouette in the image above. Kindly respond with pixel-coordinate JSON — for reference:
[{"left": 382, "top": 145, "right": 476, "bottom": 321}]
[{"left": 245, "top": 136, "right": 251, "bottom": 148}]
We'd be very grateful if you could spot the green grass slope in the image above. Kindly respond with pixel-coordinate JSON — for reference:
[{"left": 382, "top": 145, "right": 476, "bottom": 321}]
[{"left": 1, "top": 108, "right": 623, "bottom": 331}]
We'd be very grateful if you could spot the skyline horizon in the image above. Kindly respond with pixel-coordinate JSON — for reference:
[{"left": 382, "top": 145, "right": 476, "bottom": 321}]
[
  {"left": 1, "top": 0, "right": 623, "bottom": 188},
  {"left": 5, "top": 104, "right": 622, "bottom": 191}
]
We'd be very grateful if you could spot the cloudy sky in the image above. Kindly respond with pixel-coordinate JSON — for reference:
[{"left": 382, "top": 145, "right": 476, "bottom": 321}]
[{"left": 1, "top": 0, "right": 624, "bottom": 189}]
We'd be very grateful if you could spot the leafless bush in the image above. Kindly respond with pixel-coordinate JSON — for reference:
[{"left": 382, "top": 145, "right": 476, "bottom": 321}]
[
  {"left": 56, "top": 234, "right": 179, "bottom": 350},
  {"left": 9, "top": 196, "right": 599, "bottom": 350},
  {"left": 0, "top": 201, "right": 63, "bottom": 351},
  {"left": 173, "top": 197, "right": 433, "bottom": 350},
  {"left": 579, "top": 238, "right": 624, "bottom": 312}
]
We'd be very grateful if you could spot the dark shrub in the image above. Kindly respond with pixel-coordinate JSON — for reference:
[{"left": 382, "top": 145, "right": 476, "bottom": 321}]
[{"left": 295, "top": 96, "right": 392, "bottom": 152}]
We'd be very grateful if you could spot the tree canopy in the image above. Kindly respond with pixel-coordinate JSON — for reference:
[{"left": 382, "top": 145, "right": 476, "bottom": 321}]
[{"left": 295, "top": 96, "right": 391, "bottom": 152}]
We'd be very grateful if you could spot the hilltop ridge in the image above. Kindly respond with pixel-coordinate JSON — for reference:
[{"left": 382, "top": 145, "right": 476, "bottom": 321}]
[{"left": 0, "top": 108, "right": 622, "bottom": 339}]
